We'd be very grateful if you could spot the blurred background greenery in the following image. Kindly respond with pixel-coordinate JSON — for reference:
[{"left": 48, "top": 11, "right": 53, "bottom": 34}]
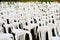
[{"left": 0, "top": 0, "right": 60, "bottom": 2}]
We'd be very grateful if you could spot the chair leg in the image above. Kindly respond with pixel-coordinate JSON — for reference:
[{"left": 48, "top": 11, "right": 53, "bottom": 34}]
[
  {"left": 37, "top": 33, "right": 39, "bottom": 40},
  {"left": 54, "top": 28, "right": 57, "bottom": 36},
  {"left": 15, "top": 34, "right": 18, "bottom": 40},
  {"left": 26, "top": 32, "right": 32, "bottom": 40},
  {"left": 6, "top": 28, "right": 8, "bottom": 33},
  {"left": 48, "top": 29, "right": 52, "bottom": 40},
  {"left": 39, "top": 32, "right": 42, "bottom": 40},
  {"left": 41, "top": 32, "right": 46, "bottom": 40}
]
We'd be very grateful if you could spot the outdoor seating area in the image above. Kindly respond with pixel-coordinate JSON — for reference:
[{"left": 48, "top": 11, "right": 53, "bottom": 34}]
[{"left": 0, "top": 2, "right": 60, "bottom": 40}]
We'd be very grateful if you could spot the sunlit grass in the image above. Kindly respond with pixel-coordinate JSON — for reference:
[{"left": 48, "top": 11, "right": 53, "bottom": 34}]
[{"left": 0, "top": 0, "right": 60, "bottom": 2}]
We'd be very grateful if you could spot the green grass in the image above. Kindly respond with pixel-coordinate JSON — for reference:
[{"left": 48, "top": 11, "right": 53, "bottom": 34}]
[{"left": 0, "top": 0, "right": 59, "bottom": 2}]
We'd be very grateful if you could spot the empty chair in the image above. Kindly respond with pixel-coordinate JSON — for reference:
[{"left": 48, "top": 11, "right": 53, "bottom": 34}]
[
  {"left": 0, "top": 33, "right": 14, "bottom": 40},
  {"left": 37, "top": 26, "right": 48, "bottom": 40},
  {"left": 47, "top": 23, "right": 57, "bottom": 40},
  {"left": 55, "top": 20, "right": 60, "bottom": 36},
  {"left": 52, "top": 36, "right": 60, "bottom": 40},
  {"left": 37, "top": 23, "right": 57, "bottom": 40},
  {"left": 3, "top": 23, "right": 12, "bottom": 33},
  {"left": 12, "top": 29, "right": 32, "bottom": 40}
]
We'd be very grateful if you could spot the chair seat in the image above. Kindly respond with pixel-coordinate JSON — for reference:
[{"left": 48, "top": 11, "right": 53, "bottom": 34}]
[
  {"left": 0, "top": 33, "right": 14, "bottom": 40},
  {"left": 12, "top": 29, "right": 26, "bottom": 35},
  {"left": 12, "top": 29, "right": 32, "bottom": 40},
  {"left": 52, "top": 37, "right": 60, "bottom": 40}
]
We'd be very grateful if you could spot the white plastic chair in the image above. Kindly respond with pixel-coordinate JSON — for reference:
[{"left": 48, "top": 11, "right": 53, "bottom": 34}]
[
  {"left": 37, "top": 23, "right": 57, "bottom": 40},
  {"left": 47, "top": 23, "right": 58, "bottom": 40},
  {"left": 4, "top": 23, "right": 12, "bottom": 33},
  {"left": 52, "top": 36, "right": 60, "bottom": 40},
  {"left": 55, "top": 20, "right": 60, "bottom": 36},
  {"left": 12, "top": 29, "right": 32, "bottom": 40},
  {"left": 37, "top": 26, "right": 48, "bottom": 40},
  {"left": 0, "top": 33, "right": 14, "bottom": 40}
]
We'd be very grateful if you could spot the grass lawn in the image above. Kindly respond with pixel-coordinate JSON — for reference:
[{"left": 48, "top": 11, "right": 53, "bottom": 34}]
[{"left": 0, "top": 0, "right": 60, "bottom": 2}]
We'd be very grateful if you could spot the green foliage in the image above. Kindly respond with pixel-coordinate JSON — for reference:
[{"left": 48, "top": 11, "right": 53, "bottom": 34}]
[{"left": 0, "top": 0, "right": 59, "bottom": 2}]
